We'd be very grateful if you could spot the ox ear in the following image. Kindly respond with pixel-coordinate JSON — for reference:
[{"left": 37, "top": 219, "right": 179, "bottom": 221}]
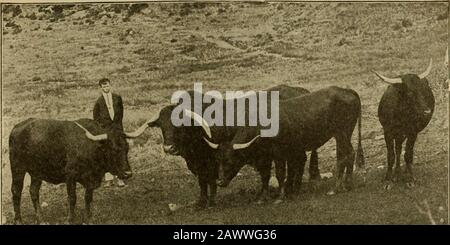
[
  {"left": 147, "top": 120, "right": 158, "bottom": 127},
  {"left": 147, "top": 109, "right": 162, "bottom": 128}
]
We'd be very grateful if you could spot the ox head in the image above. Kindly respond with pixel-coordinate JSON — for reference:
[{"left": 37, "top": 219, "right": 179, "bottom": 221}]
[
  {"left": 75, "top": 122, "right": 134, "bottom": 180},
  {"left": 204, "top": 132, "right": 261, "bottom": 187},
  {"left": 143, "top": 105, "right": 213, "bottom": 156},
  {"left": 373, "top": 58, "right": 435, "bottom": 123}
]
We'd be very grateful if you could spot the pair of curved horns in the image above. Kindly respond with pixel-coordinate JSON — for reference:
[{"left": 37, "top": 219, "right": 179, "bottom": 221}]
[
  {"left": 203, "top": 135, "right": 261, "bottom": 150},
  {"left": 372, "top": 58, "right": 433, "bottom": 85},
  {"left": 183, "top": 109, "right": 212, "bottom": 139},
  {"left": 74, "top": 122, "right": 108, "bottom": 141}
]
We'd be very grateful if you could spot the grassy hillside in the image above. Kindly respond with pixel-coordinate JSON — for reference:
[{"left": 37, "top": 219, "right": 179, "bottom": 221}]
[{"left": 1, "top": 2, "right": 448, "bottom": 224}]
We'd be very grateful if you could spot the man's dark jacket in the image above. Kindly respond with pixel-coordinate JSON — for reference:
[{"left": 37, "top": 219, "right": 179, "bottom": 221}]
[{"left": 93, "top": 93, "right": 124, "bottom": 131}]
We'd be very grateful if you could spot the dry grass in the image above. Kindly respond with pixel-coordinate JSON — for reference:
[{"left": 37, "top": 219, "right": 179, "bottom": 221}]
[{"left": 1, "top": 2, "right": 448, "bottom": 224}]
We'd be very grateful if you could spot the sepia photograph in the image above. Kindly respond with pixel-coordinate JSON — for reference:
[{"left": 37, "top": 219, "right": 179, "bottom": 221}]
[{"left": 1, "top": 0, "right": 448, "bottom": 225}]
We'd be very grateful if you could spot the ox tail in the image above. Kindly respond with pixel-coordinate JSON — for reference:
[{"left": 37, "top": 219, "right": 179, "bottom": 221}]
[
  {"left": 355, "top": 107, "right": 365, "bottom": 169},
  {"left": 354, "top": 96, "right": 367, "bottom": 184}
]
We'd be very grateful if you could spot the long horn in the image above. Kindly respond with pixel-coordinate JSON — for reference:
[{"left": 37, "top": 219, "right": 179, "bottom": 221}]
[
  {"left": 125, "top": 112, "right": 159, "bottom": 138},
  {"left": 125, "top": 120, "right": 149, "bottom": 138},
  {"left": 372, "top": 70, "right": 402, "bottom": 85},
  {"left": 418, "top": 58, "right": 433, "bottom": 79},
  {"left": 203, "top": 137, "right": 219, "bottom": 149},
  {"left": 74, "top": 122, "right": 107, "bottom": 141},
  {"left": 183, "top": 109, "right": 212, "bottom": 138},
  {"left": 232, "top": 135, "right": 261, "bottom": 150}
]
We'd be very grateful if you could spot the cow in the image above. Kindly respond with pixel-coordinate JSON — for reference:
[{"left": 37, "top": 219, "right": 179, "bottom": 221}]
[
  {"left": 128, "top": 85, "right": 321, "bottom": 209},
  {"left": 9, "top": 118, "right": 145, "bottom": 224},
  {"left": 204, "top": 86, "right": 365, "bottom": 201},
  {"left": 372, "top": 59, "right": 435, "bottom": 189}
]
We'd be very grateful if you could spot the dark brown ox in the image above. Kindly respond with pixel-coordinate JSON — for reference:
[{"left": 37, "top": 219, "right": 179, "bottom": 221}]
[
  {"left": 205, "top": 86, "right": 365, "bottom": 201},
  {"left": 9, "top": 118, "right": 145, "bottom": 224},
  {"left": 373, "top": 59, "right": 435, "bottom": 189}
]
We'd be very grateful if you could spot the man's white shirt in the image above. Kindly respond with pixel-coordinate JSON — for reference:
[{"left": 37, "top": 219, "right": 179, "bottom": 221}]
[{"left": 102, "top": 92, "right": 115, "bottom": 120}]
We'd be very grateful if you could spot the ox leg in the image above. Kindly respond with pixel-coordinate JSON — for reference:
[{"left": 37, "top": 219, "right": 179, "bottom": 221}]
[
  {"left": 11, "top": 170, "right": 25, "bottom": 224},
  {"left": 383, "top": 131, "right": 395, "bottom": 190},
  {"left": 208, "top": 182, "right": 217, "bottom": 207},
  {"left": 256, "top": 159, "right": 271, "bottom": 205},
  {"left": 308, "top": 150, "right": 321, "bottom": 193},
  {"left": 84, "top": 188, "right": 94, "bottom": 224},
  {"left": 66, "top": 180, "right": 77, "bottom": 224},
  {"left": 309, "top": 150, "right": 320, "bottom": 181},
  {"left": 274, "top": 160, "right": 286, "bottom": 203},
  {"left": 29, "top": 177, "right": 43, "bottom": 224},
  {"left": 285, "top": 156, "right": 299, "bottom": 198},
  {"left": 393, "top": 135, "right": 406, "bottom": 182},
  {"left": 195, "top": 177, "right": 208, "bottom": 210},
  {"left": 344, "top": 144, "right": 355, "bottom": 191},
  {"left": 328, "top": 136, "right": 347, "bottom": 195},
  {"left": 293, "top": 151, "right": 307, "bottom": 195},
  {"left": 404, "top": 134, "right": 417, "bottom": 188}
]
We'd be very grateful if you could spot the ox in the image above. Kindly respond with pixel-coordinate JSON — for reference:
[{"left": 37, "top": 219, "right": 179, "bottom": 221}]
[
  {"left": 204, "top": 86, "right": 365, "bottom": 200},
  {"left": 9, "top": 118, "right": 144, "bottom": 224},
  {"left": 373, "top": 59, "right": 435, "bottom": 189}
]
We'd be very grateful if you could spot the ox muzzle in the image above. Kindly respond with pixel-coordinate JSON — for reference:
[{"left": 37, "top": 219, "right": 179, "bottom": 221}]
[{"left": 163, "top": 144, "right": 180, "bottom": 155}]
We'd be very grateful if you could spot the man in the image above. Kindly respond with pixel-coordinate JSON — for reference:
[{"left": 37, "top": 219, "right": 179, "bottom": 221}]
[{"left": 93, "top": 78, "right": 126, "bottom": 187}]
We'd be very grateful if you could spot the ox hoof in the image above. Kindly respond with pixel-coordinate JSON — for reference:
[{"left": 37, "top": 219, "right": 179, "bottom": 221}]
[
  {"left": 310, "top": 175, "right": 321, "bottom": 182},
  {"left": 64, "top": 217, "right": 75, "bottom": 225},
  {"left": 208, "top": 200, "right": 216, "bottom": 208},
  {"left": 384, "top": 182, "right": 393, "bottom": 190},
  {"left": 343, "top": 183, "right": 353, "bottom": 192},
  {"left": 326, "top": 190, "right": 336, "bottom": 196},
  {"left": 406, "top": 182, "right": 415, "bottom": 189},
  {"left": 256, "top": 199, "right": 264, "bottom": 205},
  {"left": 194, "top": 201, "right": 208, "bottom": 211},
  {"left": 273, "top": 199, "right": 283, "bottom": 205},
  {"left": 309, "top": 181, "right": 319, "bottom": 191}
]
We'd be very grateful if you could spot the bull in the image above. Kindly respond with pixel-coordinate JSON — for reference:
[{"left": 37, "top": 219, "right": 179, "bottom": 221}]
[
  {"left": 372, "top": 59, "right": 435, "bottom": 189},
  {"left": 204, "top": 86, "right": 365, "bottom": 200},
  {"left": 129, "top": 85, "right": 320, "bottom": 208},
  {"left": 9, "top": 118, "right": 144, "bottom": 224}
]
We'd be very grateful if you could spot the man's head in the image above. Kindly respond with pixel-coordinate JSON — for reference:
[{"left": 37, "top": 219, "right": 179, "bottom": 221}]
[{"left": 99, "top": 78, "right": 112, "bottom": 94}]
